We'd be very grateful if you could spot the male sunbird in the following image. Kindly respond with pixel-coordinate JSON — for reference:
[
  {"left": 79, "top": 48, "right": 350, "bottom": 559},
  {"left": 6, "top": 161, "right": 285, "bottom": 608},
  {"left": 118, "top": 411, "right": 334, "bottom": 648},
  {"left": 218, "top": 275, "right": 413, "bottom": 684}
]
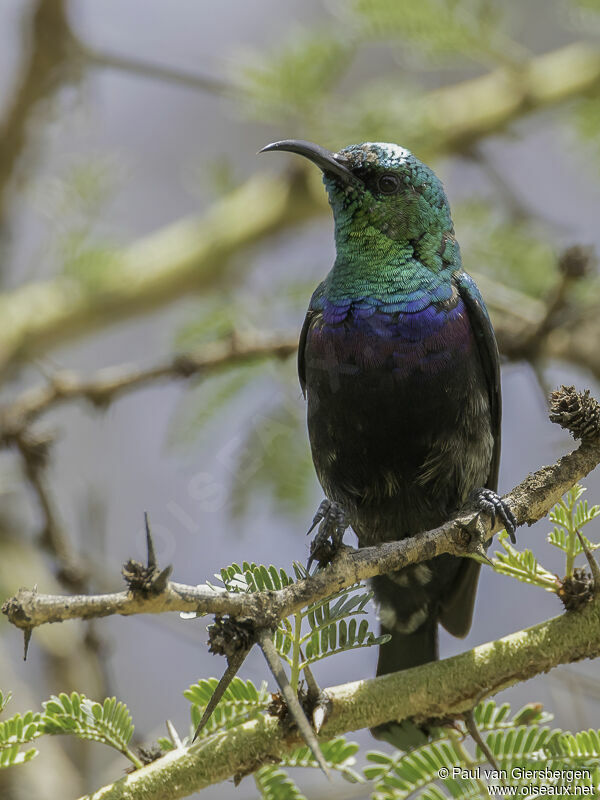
[{"left": 261, "top": 140, "right": 516, "bottom": 684}]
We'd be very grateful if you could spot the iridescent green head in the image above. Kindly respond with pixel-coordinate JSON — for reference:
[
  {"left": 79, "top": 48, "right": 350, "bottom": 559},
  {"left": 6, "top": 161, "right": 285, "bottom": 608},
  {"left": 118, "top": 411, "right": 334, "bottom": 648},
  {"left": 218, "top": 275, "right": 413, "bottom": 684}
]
[{"left": 260, "top": 139, "right": 453, "bottom": 246}]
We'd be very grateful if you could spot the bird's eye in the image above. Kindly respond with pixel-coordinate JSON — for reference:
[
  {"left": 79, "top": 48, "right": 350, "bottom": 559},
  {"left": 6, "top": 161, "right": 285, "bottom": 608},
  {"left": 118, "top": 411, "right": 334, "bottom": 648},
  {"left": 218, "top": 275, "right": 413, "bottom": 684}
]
[{"left": 377, "top": 173, "right": 400, "bottom": 195}]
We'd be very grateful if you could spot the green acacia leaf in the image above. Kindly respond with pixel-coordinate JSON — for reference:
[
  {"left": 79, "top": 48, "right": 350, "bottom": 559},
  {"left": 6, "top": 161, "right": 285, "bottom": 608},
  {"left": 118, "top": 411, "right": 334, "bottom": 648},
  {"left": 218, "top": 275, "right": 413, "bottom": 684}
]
[
  {"left": 0, "top": 707, "right": 43, "bottom": 769},
  {"left": 364, "top": 701, "right": 577, "bottom": 798},
  {"left": 215, "top": 561, "right": 296, "bottom": 594},
  {"left": 0, "top": 692, "right": 12, "bottom": 715},
  {"left": 493, "top": 532, "right": 557, "bottom": 590},
  {"left": 254, "top": 764, "right": 307, "bottom": 800},
  {"left": 184, "top": 678, "right": 270, "bottom": 738},
  {"left": 241, "top": 31, "right": 353, "bottom": 122},
  {"left": 284, "top": 736, "right": 362, "bottom": 782},
  {"left": 40, "top": 693, "right": 135, "bottom": 760}
]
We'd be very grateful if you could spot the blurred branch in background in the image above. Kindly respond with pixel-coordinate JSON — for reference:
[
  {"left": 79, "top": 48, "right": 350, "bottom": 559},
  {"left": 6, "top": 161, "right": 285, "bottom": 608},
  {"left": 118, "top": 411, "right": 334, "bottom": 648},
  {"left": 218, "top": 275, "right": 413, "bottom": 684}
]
[
  {"left": 0, "top": 332, "right": 296, "bottom": 595},
  {"left": 0, "top": 331, "right": 298, "bottom": 437},
  {"left": 0, "top": 42, "right": 598, "bottom": 377},
  {"left": 0, "top": 248, "right": 595, "bottom": 437},
  {"left": 79, "top": 45, "right": 233, "bottom": 97},
  {"left": 0, "top": 0, "right": 79, "bottom": 228},
  {"left": 12, "top": 427, "right": 87, "bottom": 591},
  {"left": 0, "top": 171, "right": 315, "bottom": 377}
]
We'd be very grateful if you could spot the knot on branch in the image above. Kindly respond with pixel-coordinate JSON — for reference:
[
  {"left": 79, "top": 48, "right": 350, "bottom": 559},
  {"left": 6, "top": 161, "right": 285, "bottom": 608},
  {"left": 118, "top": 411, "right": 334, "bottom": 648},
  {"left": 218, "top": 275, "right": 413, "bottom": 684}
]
[
  {"left": 556, "top": 568, "right": 594, "bottom": 612},
  {"left": 15, "top": 429, "right": 54, "bottom": 470},
  {"left": 122, "top": 559, "right": 172, "bottom": 596},
  {"left": 83, "top": 388, "right": 114, "bottom": 411},
  {"left": 172, "top": 354, "right": 201, "bottom": 378},
  {"left": 549, "top": 386, "right": 600, "bottom": 442},
  {"left": 1, "top": 591, "right": 32, "bottom": 628},
  {"left": 267, "top": 684, "right": 327, "bottom": 730},
  {"left": 136, "top": 743, "right": 164, "bottom": 765},
  {"left": 207, "top": 615, "right": 255, "bottom": 658},
  {"left": 558, "top": 245, "right": 596, "bottom": 279}
]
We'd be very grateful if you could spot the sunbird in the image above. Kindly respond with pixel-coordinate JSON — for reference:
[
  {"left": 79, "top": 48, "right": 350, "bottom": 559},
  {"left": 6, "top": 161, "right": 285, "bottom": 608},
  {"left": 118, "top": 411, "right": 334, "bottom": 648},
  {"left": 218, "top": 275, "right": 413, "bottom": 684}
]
[{"left": 261, "top": 140, "right": 515, "bottom": 700}]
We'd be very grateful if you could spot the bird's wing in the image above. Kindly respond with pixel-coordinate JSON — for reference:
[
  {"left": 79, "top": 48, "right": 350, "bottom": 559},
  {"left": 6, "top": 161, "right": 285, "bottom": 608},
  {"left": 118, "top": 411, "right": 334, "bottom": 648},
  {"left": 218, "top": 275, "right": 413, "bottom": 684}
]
[
  {"left": 298, "top": 283, "right": 326, "bottom": 397},
  {"left": 454, "top": 270, "right": 501, "bottom": 491},
  {"left": 297, "top": 309, "right": 314, "bottom": 398},
  {"left": 440, "top": 270, "right": 502, "bottom": 638}
]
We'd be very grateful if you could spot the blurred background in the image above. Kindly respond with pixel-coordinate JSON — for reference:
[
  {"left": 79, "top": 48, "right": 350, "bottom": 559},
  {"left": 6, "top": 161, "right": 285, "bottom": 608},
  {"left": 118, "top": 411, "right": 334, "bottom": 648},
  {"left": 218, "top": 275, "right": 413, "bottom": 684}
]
[{"left": 0, "top": 0, "right": 600, "bottom": 797}]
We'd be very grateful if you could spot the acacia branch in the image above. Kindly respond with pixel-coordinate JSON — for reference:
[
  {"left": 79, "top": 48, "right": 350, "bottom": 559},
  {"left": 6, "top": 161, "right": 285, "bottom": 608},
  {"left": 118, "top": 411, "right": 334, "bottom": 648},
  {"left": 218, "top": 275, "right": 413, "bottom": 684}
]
[
  {"left": 0, "top": 42, "right": 598, "bottom": 375},
  {"left": 4, "top": 386, "right": 600, "bottom": 633},
  {"left": 75, "top": 596, "right": 600, "bottom": 800}
]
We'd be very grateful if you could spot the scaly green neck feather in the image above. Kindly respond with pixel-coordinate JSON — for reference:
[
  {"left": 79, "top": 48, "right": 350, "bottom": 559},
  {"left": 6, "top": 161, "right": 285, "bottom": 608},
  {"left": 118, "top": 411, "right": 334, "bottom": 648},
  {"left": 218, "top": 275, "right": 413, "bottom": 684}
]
[{"left": 325, "top": 222, "right": 458, "bottom": 305}]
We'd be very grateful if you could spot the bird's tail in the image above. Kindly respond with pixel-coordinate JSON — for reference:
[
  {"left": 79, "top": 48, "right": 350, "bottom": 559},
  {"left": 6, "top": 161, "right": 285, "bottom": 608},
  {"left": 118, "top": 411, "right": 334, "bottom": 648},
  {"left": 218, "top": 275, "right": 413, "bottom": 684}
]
[
  {"left": 370, "top": 557, "right": 481, "bottom": 749},
  {"left": 375, "top": 613, "right": 438, "bottom": 676},
  {"left": 369, "top": 573, "right": 439, "bottom": 749},
  {"left": 370, "top": 570, "right": 439, "bottom": 675}
]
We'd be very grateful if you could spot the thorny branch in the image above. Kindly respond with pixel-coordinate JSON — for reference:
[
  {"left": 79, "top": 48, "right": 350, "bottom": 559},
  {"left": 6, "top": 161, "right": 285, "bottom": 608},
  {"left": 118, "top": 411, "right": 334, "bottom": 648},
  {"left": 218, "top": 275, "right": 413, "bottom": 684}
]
[
  {"left": 0, "top": 238, "right": 592, "bottom": 603},
  {"left": 5, "top": 385, "right": 599, "bottom": 797},
  {"left": 73, "top": 571, "right": 600, "bottom": 800},
  {"left": 4, "top": 386, "right": 600, "bottom": 634}
]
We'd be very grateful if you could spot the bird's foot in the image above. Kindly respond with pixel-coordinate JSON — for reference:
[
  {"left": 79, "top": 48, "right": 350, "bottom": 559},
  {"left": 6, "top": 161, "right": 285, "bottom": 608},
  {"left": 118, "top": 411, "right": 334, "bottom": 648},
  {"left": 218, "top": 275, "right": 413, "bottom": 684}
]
[
  {"left": 471, "top": 487, "right": 517, "bottom": 544},
  {"left": 307, "top": 499, "right": 348, "bottom": 570}
]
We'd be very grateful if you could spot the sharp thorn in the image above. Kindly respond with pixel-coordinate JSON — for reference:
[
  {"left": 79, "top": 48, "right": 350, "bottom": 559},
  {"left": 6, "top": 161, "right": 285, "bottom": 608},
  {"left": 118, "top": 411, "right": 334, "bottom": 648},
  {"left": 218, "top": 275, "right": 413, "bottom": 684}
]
[
  {"left": 144, "top": 512, "right": 157, "bottom": 569},
  {"left": 257, "top": 630, "right": 330, "bottom": 779},
  {"left": 192, "top": 647, "right": 251, "bottom": 742},
  {"left": 23, "top": 627, "right": 33, "bottom": 661},
  {"left": 472, "top": 544, "right": 493, "bottom": 566},
  {"left": 301, "top": 661, "right": 321, "bottom": 703},
  {"left": 575, "top": 530, "right": 600, "bottom": 593},
  {"left": 464, "top": 709, "right": 502, "bottom": 775},
  {"left": 154, "top": 565, "right": 173, "bottom": 593},
  {"left": 313, "top": 704, "right": 327, "bottom": 735},
  {"left": 166, "top": 719, "right": 183, "bottom": 749}
]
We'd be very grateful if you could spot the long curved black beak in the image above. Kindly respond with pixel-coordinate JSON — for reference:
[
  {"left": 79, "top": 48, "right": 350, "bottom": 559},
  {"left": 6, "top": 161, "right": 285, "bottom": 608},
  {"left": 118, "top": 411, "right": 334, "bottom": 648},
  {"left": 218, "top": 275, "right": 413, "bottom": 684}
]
[{"left": 259, "top": 139, "right": 357, "bottom": 186}]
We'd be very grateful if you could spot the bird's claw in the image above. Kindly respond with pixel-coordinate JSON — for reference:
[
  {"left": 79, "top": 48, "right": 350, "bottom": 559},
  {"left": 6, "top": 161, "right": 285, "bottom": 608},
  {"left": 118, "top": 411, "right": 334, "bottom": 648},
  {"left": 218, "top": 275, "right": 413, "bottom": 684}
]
[
  {"left": 307, "top": 499, "right": 348, "bottom": 570},
  {"left": 472, "top": 488, "right": 517, "bottom": 544}
]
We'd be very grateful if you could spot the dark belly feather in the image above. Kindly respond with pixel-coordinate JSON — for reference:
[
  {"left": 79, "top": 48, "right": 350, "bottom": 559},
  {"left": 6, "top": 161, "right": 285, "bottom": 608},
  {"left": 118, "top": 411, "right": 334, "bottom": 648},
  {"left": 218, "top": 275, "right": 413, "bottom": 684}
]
[
  {"left": 303, "top": 298, "right": 494, "bottom": 666},
  {"left": 304, "top": 302, "right": 494, "bottom": 546}
]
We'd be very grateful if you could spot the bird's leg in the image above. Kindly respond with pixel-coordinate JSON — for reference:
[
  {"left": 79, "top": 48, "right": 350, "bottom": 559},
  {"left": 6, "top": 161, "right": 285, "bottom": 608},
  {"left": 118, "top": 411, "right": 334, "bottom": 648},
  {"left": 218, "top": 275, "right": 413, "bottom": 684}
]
[
  {"left": 307, "top": 499, "right": 348, "bottom": 570},
  {"left": 470, "top": 488, "right": 518, "bottom": 544}
]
